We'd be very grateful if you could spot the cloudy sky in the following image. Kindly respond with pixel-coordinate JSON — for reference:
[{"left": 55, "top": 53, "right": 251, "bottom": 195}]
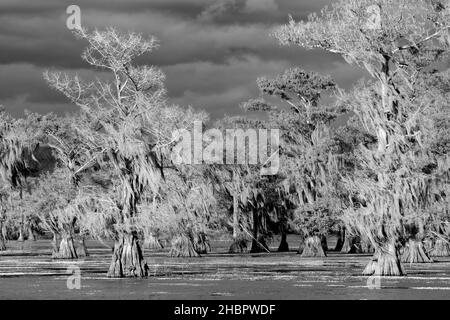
[{"left": 0, "top": 0, "right": 366, "bottom": 119}]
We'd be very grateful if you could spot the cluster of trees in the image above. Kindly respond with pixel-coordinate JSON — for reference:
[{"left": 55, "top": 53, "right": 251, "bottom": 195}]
[{"left": 0, "top": 0, "right": 449, "bottom": 277}]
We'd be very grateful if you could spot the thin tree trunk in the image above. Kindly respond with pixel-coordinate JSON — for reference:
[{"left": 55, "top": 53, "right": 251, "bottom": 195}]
[
  {"left": 51, "top": 232, "right": 59, "bottom": 258},
  {"left": 301, "top": 236, "right": 326, "bottom": 257},
  {"left": 298, "top": 237, "right": 305, "bottom": 254},
  {"left": 321, "top": 235, "right": 328, "bottom": 252},
  {"left": 0, "top": 221, "right": 6, "bottom": 251},
  {"left": 229, "top": 194, "right": 248, "bottom": 253},
  {"left": 1, "top": 223, "right": 7, "bottom": 241},
  {"left": 363, "top": 241, "right": 405, "bottom": 276},
  {"left": 27, "top": 226, "right": 35, "bottom": 241},
  {"left": 17, "top": 227, "right": 24, "bottom": 242},
  {"left": 334, "top": 227, "right": 345, "bottom": 252},
  {"left": 232, "top": 194, "right": 239, "bottom": 239},
  {"left": 78, "top": 237, "right": 89, "bottom": 257},
  {"left": 108, "top": 232, "right": 148, "bottom": 277}
]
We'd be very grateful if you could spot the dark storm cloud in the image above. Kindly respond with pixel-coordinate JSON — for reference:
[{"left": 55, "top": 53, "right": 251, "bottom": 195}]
[{"left": 0, "top": 0, "right": 363, "bottom": 119}]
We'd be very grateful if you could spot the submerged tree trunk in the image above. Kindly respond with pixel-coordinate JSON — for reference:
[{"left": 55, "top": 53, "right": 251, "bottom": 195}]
[
  {"left": 0, "top": 228, "right": 6, "bottom": 251},
  {"left": 301, "top": 236, "right": 326, "bottom": 257},
  {"left": 17, "top": 227, "right": 24, "bottom": 242},
  {"left": 430, "top": 238, "right": 450, "bottom": 257},
  {"left": 298, "top": 237, "right": 305, "bottom": 254},
  {"left": 278, "top": 231, "right": 289, "bottom": 252},
  {"left": 250, "top": 209, "right": 269, "bottom": 253},
  {"left": 363, "top": 241, "right": 405, "bottom": 276},
  {"left": 78, "top": 237, "right": 89, "bottom": 257},
  {"left": 401, "top": 239, "right": 432, "bottom": 263},
  {"left": 51, "top": 232, "right": 59, "bottom": 258},
  {"left": 108, "top": 232, "right": 148, "bottom": 278},
  {"left": 0, "top": 236, "right": 5, "bottom": 251},
  {"left": 1, "top": 224, "right": 7, "bottom": 241},
  {"left": 55, "top": 235, "right": 78, "bottom": 259},
  {"left": 321, "top": 235, "right": 328, "bottom": 252},
  {"left": 334, "top": 227, "right": 345, "bottom": 252},
  {"left": 170, "top": 233, "right": 200, "bottom": 257},
  {"left": 0, "top": 221, "right": 6, "bottom": 251}
]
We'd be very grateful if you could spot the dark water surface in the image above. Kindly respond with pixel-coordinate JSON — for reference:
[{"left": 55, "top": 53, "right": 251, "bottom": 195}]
[{"left": 1, "top": 240, "right": 449, "bottom": 299}]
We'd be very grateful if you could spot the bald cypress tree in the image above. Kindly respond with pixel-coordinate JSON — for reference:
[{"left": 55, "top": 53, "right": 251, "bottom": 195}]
[{"left": 275, "top": 0, "right": 450, "bottom": 276}]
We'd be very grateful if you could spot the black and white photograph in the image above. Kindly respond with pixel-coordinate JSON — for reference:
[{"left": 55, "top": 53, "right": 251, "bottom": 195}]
[{"left": 0, "top": 0, "right": 449, "bottom": 309}]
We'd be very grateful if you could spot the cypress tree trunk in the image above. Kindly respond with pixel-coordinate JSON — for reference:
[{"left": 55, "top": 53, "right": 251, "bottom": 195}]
[
  {"left": 1, "top": 223, "right": 7, "bottom": 241},
  {"left": 321, "top": 235, "right": 328, "bottom": 252},
  {"left": 298, "top": 237, "right": 305, "bottom": 254},
  {"left": 301, "top": 236, "right": 326, "bottom": 257},
  {"left": 170, "top": 233, "right": 200, "bottom": 257},
  {"left": 17, "top": 227, "right": 24, "bottom": 242},
  {"left": 0, "top": 220, "right": 6, "bottom": 251},
  {"left": 250, "top": 209, "right": 269, "bottom": 253},
  {"left": 78, "top": 237, "right": 89, "bottom": 257},
  {"left": 232, "top": 194, "right": 239, "bottom": 239},
  {"left": 27, "top": 226, "right": 35, "bottom": 241},
  {"left": 363, "top": 241, "right": 405, "bottom": 276},
  {"left": 0, "top": 235, "right": 5, "bottom": 251},
  {"left": 0, "top": 222, "right": 6, "bottom": 251},
  {"left": 334, "top": 227, "right": 345, "bottom": 252},
  {"left": 108, "top": 232, "right": 148, "bottom": 278},
  {"left": 56, "top": 234, "right": 78, "bottom": 259},
  {"left": 229, "top": 194, "right": 248, "bottom": 253},
  {"left": 401, "top": 239, "right": 432, "bottom": 263},
  {"left": 278, "top": 231, "right": 289, "bottom": 252},
  {"left": 430, "top": 238, "right": 450, "bottom": 257},
  {"left": 144, "top": 232, "right": 164, "bottom": 250},
  {"left": 51, "top": 232, "right": 59, "bottom": 258}
]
